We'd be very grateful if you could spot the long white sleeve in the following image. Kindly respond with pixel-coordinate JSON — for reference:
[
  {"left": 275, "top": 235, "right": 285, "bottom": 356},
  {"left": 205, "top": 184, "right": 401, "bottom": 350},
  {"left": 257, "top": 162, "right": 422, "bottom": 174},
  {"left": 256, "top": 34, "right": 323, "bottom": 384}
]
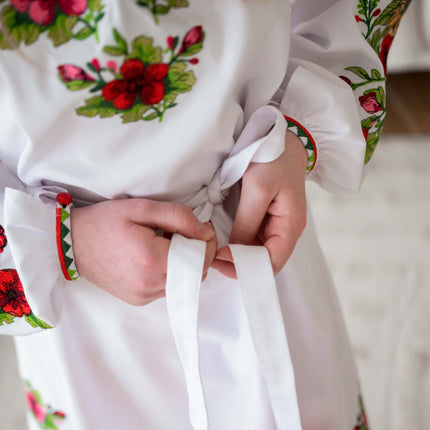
[
  {"left": 273, "top": 0, "right": 411, "bottom": 192},
  {"left": 0, "top": 160, "right": 67, "bottom": 335}
]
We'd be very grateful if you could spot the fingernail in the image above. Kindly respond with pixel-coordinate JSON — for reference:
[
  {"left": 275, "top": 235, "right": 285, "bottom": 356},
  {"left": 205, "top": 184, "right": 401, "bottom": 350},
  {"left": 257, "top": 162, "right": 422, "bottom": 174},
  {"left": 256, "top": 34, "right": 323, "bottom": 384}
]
[{"left": 199, "top": 221, "right": 215, "bottom": 240}]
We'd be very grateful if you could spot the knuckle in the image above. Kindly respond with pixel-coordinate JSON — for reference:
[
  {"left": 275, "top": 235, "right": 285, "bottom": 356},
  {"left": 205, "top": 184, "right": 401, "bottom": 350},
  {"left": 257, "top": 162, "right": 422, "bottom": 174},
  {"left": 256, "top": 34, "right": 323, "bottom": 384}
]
[{"left": 172, "top": 204, "right": 194, "bottom": 227}]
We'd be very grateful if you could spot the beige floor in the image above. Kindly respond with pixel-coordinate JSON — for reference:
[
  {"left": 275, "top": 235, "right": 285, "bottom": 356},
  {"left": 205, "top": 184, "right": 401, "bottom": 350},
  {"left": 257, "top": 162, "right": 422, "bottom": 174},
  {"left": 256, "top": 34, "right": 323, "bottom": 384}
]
[{"left": 1, "top": 135, "right": 429, "bottom": 430}]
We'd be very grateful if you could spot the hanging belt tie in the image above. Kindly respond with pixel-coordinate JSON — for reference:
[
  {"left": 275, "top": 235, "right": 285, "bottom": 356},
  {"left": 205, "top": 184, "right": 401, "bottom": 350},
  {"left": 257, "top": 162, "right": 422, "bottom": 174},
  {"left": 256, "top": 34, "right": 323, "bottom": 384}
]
[{"left": 165, "top": 106, "right": 302, "bottom": 430}]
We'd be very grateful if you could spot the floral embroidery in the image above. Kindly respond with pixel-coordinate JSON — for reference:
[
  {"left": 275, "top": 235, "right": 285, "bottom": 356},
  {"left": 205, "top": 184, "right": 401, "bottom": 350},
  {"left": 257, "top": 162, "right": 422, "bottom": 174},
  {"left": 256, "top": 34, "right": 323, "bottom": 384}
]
[
  {"left": 58, "top": 26, "right": 205, "bottom": 123},
  {"left": 136, "top": 0, "right": 189, "bottom": 25},
  {"left": 339, "top": 67, "right": 386, "bottom": 163},
  {"left": 354, "top": 393, "right": 370, "bottom": 430},
  {"left": 0, "top": 269, "right": 51, "bottom": 328},
  {"left": 355, "top": 0, "right": 412, "bottom": 76},
  {"left": 0, "top": 225, "right": 7, "bottom": 253},
  {"left": 341, "top": 0, "right": 411, "bottom": 163},
  {"left": 24, "top": 381, "right": 66, "bottom": 429},
  {"left": 0, "top": 0, "right": 105, "bottom": 49}
]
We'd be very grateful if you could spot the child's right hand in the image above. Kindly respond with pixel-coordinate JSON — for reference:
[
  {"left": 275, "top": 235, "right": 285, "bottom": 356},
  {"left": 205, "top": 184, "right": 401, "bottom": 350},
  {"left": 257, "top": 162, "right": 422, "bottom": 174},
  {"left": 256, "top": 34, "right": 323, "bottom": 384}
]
[{"left": 70, "top": 199, "right": 216, "bottom": 306}]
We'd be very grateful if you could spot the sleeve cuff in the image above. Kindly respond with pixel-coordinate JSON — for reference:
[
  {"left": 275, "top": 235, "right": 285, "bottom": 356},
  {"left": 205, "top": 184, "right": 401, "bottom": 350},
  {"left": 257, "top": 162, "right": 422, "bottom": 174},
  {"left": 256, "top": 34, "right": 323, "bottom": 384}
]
[
  {"left": 4, "top": 188, "right": 66, "bottom": 329},
  {"left": 283, "top": 116, "right": 317, "bottom": 173},
  {"left": 278, "top": 64, "right": 367, "bottom": 193}
]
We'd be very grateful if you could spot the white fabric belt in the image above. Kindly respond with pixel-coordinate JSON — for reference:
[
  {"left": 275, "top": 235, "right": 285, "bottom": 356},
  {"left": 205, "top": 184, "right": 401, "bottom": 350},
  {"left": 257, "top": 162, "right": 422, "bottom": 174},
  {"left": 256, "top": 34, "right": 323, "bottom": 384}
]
[{"left": 165, "top": 106, "right": 302, "bottom": 430}]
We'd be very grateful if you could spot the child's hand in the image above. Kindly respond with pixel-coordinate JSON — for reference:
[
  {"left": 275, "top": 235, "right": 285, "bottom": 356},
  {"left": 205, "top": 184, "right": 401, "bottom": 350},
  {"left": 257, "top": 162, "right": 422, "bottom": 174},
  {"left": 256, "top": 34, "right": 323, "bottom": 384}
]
[
  {"left": 212, "top": 130, "right": 308, "bottom": 278},
  {"left": 71, "top": 199, "right": 216, "bottom": 306}
]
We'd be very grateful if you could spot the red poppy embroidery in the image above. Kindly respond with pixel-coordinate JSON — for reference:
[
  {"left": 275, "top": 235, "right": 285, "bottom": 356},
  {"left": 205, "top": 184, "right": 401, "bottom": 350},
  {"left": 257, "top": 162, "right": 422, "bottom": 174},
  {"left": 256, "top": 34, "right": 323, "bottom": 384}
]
[
  {"left": 102, "top": 60, "right": 169, "bottom": 109},
  {"left": 0, "top": 225, "right": 7, "bottom": 253},
  {"left": 0, "top": 269, "right": 51, "bottom": 329},
  {"left": 136, "top": 0, "right": 189, "bottom": 25},
  {"left": 0, "top": 0, "right": 105, "bottom": 49},
  {"left": 0, "top": 269, "right": 31, "bottom": 317},
  {"left": 58, "top": 26, "right": 205, "bottom": 123},
  {"left": 24, "top": 381, "right": 66, "bottom": 429}
]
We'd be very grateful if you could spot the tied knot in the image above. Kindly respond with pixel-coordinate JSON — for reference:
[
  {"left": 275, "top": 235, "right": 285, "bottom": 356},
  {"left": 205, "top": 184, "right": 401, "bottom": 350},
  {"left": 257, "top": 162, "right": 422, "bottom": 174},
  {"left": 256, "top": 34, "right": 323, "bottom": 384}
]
[{"left": 206, "top": 172, "right": 226, "bottom": 206}]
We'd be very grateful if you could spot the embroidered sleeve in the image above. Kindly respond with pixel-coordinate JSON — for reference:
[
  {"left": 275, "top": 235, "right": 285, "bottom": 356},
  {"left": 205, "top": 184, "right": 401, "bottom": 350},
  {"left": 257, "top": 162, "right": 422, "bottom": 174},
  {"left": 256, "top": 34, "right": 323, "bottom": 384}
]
[
  {"left": 0, "top": 161, "right": 69, "bottom": 335},
  {"left": 271, "top": 0, "right": 411, "bottom": 192}
]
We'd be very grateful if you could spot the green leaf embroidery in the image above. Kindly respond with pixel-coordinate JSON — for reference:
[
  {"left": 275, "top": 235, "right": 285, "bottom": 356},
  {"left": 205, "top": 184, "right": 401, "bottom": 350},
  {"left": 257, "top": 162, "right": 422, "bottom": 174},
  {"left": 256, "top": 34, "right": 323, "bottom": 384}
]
[
  {"left": 130, "top": 36, "right": 163, "bottom": 64},
  {"left": 121, "top": 104, "right": 151, "bottom": 123},
  {"left": 166, "top": 62, "right": 196, "bottom": 93},
  {"left": 73, "top": 26, "right": 93, "bottom": 41},
  {"left": 64, "top": 80, "right": 96, "bottom": 91},
  {"left": 24, "top": 313, "right": 52, "bottom": 329},
  {"left": 113, "top": 28, "right": 128, "bottom": 53},
  {"left": 345, "top": 66, "right": 371, "bottom": 80},
  {"left": 178, "top": 42, "right": 204, "bottom": 57},
  {"left": 103, "top": 45, "right": 127, "bottom": 56},
  {"left": 47, "top": 14, "right": 79, "bottom": 47},
  {"left": 76, "top": 96, "right": 119, "bottom": 118},
  {"left": 136, "top": 0, "right": 189, "bottom": 25},
  {"left": 0, "top": 6, "right": 41, "bottom": 49},
  {"left": 0, "top": 311, "right": 15, "bottom": 325}
]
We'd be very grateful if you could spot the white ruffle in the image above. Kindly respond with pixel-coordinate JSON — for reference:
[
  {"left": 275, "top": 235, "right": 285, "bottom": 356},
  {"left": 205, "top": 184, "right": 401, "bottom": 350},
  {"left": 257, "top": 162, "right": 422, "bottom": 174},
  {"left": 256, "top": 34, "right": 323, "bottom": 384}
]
[
  {"left": 278, "top": 63, "right": 366, "bottom": 193},
  {"left": 4, "top": 188, "right": 65, "bottom": 329}
]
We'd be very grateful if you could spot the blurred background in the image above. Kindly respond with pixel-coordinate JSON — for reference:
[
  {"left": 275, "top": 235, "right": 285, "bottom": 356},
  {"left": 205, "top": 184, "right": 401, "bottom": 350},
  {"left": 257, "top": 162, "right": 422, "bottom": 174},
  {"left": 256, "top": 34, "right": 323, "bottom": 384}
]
[{"left": 1, "top": 1, "right": 429, "bottom": 429}]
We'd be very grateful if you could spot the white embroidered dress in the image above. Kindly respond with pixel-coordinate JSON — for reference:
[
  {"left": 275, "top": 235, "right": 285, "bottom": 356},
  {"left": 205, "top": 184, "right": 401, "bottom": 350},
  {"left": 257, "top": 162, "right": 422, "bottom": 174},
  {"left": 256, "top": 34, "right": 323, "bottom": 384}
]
[{"left": 0, "top": 0, "right": 393, "bottom": 428}]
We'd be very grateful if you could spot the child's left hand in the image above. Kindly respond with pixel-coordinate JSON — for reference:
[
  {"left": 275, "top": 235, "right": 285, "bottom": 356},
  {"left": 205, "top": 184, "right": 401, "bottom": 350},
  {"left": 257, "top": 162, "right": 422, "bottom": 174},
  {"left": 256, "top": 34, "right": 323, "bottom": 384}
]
[{"left": 211, "top": 130, "right": 308, "bottom": 278}]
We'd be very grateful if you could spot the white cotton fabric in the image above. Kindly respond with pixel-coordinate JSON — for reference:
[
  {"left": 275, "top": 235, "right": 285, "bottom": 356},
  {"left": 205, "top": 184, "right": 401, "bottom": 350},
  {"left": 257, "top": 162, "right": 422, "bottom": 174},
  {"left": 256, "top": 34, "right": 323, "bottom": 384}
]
[{"left": 0, "top": 0, "right": 383, "bottom": 428}]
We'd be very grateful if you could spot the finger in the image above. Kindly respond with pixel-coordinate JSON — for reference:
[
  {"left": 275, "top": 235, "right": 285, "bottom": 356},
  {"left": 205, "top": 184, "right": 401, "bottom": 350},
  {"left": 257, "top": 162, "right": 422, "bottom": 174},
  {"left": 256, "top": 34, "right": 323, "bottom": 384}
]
[
  {"left": 211, "top": 247, "right": 237, "bottom": 279},
  {"left": 203, "top": 230, "right": 217, "bottom": 274},
  {"left": 211, "top": 259, "right": 237, "bottom": 279},
  {"left": 128, "top": 200, "right": 215, "bottom": 241},
  {"left": 262, "top": 202, "right": 306, "bottom": 275},
  {"left": 230, "top": 179, "right": 273, "bottom": 245}
]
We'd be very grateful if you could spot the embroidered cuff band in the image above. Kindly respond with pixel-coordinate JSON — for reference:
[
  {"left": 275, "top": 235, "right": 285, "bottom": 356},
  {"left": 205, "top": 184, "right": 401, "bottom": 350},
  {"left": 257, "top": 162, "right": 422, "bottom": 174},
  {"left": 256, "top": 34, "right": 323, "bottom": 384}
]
[
  {"left": 56, "top": 193, "right": 79, "bottom": 281},
  {"left": 283, "top": 116, "right": 317, "bottom": 172}
]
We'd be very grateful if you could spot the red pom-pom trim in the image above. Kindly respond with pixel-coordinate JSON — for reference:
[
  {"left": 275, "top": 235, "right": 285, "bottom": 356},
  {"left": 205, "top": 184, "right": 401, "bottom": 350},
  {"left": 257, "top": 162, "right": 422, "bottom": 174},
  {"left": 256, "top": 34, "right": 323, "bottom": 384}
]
[{"left": 57, "top": 193, "right": 73, "bottom": 206}]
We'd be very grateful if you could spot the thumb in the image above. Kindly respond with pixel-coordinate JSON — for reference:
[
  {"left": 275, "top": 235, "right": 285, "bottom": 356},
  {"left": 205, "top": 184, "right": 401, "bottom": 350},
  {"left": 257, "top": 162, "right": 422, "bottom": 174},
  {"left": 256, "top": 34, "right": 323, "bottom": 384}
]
[{"left": 230, "top": 184, "right": 271, "bottom": 245}]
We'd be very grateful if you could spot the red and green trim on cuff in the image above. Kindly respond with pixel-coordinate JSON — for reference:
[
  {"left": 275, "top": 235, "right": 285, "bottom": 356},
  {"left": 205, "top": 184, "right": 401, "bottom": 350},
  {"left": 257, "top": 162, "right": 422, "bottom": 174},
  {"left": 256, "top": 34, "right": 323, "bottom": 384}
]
[
  {"left": 283, "top": 116, "right": 317, "bottom": 173},
  {"left": 56, "top": 193, "right": 79, "bottom": 281}
]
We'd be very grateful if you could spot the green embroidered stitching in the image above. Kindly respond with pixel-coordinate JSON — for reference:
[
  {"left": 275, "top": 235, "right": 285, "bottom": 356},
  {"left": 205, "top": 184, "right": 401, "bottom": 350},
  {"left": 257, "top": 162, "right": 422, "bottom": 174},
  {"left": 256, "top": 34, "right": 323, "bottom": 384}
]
[
  {"left": 284, "top": 117, "right": 317, "bottom": 173},
  {"left": 136, "top": 0, "right": 189, "bottom": 25}
]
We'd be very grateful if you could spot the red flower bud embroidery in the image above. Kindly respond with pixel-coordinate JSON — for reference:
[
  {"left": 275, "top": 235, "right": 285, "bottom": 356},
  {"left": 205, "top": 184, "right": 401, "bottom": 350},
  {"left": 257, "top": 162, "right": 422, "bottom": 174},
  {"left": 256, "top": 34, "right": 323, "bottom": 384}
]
[
  {"left": 359, "top": 92, "right": 383, "bottom": 114},
  {"left": 339, "top": 75, "right": 352, "bottom": 86},
  {"left": 0, "top": 269, "right": 31, "bottom": 318},
  {"left": 372, "top": 8, "right": 381, "bottom": 17},
  {"left": 91, "top": 58, "right": 101, "bottom": 72},
  {"left": 57, "top": 65, "right": 95, "bottom": 83},
  {"left": 177, "top": 26, "right": 204, "bottom": 55}
]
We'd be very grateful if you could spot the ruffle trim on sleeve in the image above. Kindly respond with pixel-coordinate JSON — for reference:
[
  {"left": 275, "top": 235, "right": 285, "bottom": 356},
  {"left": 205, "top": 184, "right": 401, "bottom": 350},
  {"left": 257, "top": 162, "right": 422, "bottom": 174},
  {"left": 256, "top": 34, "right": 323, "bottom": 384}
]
[
  {"left": 283, "top": 116, "right": 317, "bottom": 173},
  {"left": 278, "top": 64, "right": 367, "bottom": 193}
]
